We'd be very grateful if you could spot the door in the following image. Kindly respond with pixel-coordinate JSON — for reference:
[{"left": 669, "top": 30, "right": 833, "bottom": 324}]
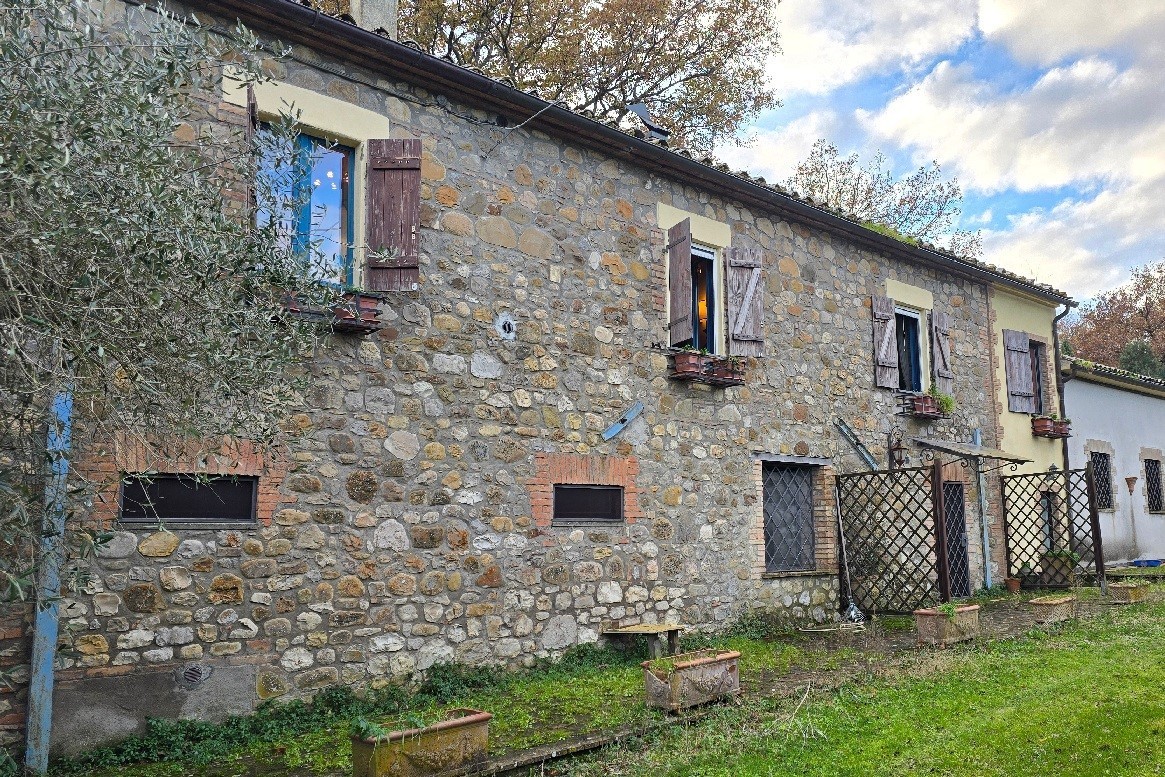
[
  {"left": 762, "top": 463, "right": 816, "bottom": 573},
  {"left": 942, "top": 482, "right": 972, "bottom": 598}
]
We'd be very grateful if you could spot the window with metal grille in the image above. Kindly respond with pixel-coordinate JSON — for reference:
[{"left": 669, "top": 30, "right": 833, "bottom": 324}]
[
  {"left": 1090, "top": 452, "right": 1114, "bottom": 510},
  {"left": 552, "top": 485, "right": 623, "bottom": 525},
  {"left": 1147, "top": 459, "right": 1164, "bottom": 513},
  {"left": 762, "top": 463, "right": 816, "bottom": 573},
  {"left": 120, "top": 474, "right": 258, "bottom": 524}
]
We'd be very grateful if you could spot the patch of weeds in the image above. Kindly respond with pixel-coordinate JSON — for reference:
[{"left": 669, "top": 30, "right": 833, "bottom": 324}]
[
  {"left": 874, "top": 615, "right": 915, "bottom": 633},
  {"left": 417, "top": 661, "right": 506, "bottom": 702}
]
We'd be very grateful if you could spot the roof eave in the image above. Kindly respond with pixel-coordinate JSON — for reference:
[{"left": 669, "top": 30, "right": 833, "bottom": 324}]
[{"left": 190, "top": 0, "right": 1072, "bottom": 304}]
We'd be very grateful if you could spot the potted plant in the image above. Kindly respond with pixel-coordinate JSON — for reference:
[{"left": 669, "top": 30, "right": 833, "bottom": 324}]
[
  {"left": 928, "top": 384, "right": 956, "bottom": 416},
  {"left": 909, "top": 393, "right": 942, "bottom": 417},
  {"left": 351, "top": 709, "right": 492, "bottom": 777},
  {"left": 1052, "top": 415, "right": 1071, "bottom": 437},
  {"left": 1031, "top": 415, "right": 1056, "bottom": 437},
  {"left": 712, "top": 355, "right": 744, "bottom": 382},
  {"left": 642, "top": 648, "right": 741, "bottom": 711},
  {"left": 332, "top": 291, "right": 382, "bottom": 333},
  {"left": 914, "top": 602, "right": 980, "bottom": 647},
  {"left": 1039, "top": 547, "right": 1081, "bottom": 586},
  {"left": 1029, "top": 594, "right": 1076, "bottom": 624},
  {"left": 1004, "top": 577, "right": 1021, "bottom": 594},
  {"left": 671, "top": 347, "right": 706, "bottom": 377}
]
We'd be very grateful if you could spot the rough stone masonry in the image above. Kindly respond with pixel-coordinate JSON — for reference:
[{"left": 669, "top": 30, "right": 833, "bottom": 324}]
[{"left": 7, "top": 1, "right": 1003, "bottom": 755}]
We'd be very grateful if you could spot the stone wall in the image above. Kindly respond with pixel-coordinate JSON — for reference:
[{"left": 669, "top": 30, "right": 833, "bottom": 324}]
[{"left": 34, "top": 4, "right": 1002, "bottom": 754}]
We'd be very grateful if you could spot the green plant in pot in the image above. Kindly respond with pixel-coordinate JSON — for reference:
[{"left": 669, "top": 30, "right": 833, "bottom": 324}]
[{"left": 927, "top": 384, "right": 956, "bottom": 416}]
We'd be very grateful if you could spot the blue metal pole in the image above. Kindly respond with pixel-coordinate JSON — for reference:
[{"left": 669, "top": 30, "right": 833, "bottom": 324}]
[{"left": 24, "top": 388, "right": 73, "bottom": 774}]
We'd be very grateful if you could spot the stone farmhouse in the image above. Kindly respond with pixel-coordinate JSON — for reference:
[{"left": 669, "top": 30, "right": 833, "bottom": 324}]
[{"left": 7, "top": 0, "right": 1075, "bottom": 755}]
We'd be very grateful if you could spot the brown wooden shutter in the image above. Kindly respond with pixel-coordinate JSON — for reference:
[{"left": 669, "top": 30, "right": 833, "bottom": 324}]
[
  {"left": 930, "top": 311, "right": 954, "bottom": 396},
  {"left": 1003, "top": 329, "right": 1036, "bottom": 413},
  {"left": 366, "top": 138, "right": 421, "bottom": 292},
  {"left": 726, "top": 247, "right": 765, "bottom": 356},
  {"left": 667, "top": 219, "right": 692, "bottom": 347},
  {"left": 872, "top": 295, "right": 899, "bottom": 388}
]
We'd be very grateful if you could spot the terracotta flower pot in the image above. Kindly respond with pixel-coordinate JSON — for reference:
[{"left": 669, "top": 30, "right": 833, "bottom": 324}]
[
  {"left": 672, "top": 352, "right": 706, "bottom": 376},
  {"left": 1032, "top": 417, "right": 1056, "bottom": 436},
  {"left": 1052, "top": 420, "right": 1071, "bottom": 437},
  {"left": 1004, "top": 577, "right": 1021, "bottom": 594}
]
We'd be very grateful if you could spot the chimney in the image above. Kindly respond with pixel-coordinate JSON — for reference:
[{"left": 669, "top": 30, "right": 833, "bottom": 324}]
[{"left": 351, "top": 0, "right": 397, "bottom": 38}]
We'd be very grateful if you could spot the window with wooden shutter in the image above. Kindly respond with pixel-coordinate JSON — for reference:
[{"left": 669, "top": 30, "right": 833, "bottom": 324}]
[
  {"left": 930, "top": 311, "right": 954, "bottom": 395},
  {"left": 366, "top": 138, "right": 421, "bottom": 292},
  {"left": 1003, "top": 329, "right": 1037, "bottom": 413},
  {"left": 872, "top": 295, "right": 899, "bottom": 388},
  {"left": 726, "top": 247, "right": 765, "bottom": 356},
  {"left": 667, "top": 218, "right": 693, "bottom": 347}
]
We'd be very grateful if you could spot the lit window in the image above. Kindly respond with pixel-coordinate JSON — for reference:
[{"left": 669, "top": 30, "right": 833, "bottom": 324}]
[
  {"left": 120, "top": 474, "right": 258, "bottom": 524},
  {"left": 257, "top": 131, "right": 355, "bottom": 286}
]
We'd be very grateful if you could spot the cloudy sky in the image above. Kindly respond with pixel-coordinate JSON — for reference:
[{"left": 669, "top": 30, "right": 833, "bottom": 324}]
[{"left": 716, "top": 1, "right": 1165, "bottom": 300}]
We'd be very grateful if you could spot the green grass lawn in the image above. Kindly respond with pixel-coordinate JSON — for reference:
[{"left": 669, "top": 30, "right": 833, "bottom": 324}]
[{"left": 554, "top": 600, "right": 1165, "bottom": 777}]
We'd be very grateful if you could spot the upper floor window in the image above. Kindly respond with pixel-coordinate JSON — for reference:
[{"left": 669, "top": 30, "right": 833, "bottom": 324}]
[
  {"left": 1003, "top": 330, "right": 1048, "bottom": 414},
  {"left": 895, "top": 309, "right": 923, "bottom": 392},
  {"left": 257, "top": 131, "right": 355, "bottom": 286}
]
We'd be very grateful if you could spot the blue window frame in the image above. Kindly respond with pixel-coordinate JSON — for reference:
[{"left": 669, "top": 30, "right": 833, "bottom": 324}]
[
  {"left": 257, "top": 131, "right": 355, "bottom": 286},
  {"left": 895, "top": 309, "right": 922, "bottom": 392}
]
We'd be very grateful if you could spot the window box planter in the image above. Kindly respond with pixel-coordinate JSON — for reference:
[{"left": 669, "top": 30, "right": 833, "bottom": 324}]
[
  {"left": 1032, "top": 416, "right": 1071, "bottom": 439},
  {"left": 351, "top": 708, "right": 491, "bottom": 777},
  {"left": 1029, "top": 594, "right": 1076, "bottom": 624},
  {"left": 1109, "top": 581, "right": 1150, "bottom": 604},
  {"left": 283, "top": 290, "right": 383, "bottom": 335},
  {"left": 667, "top": 352, "right": 744, "bottom": 387},
  {"left": 642, "top": 649, "right": 741, "bottom": 711},
  {"left": 898, "top": 393, "right": 947, "bottom": 419},
  {"left": 914, "top": 604, "right": 980, "bottom": 647}
]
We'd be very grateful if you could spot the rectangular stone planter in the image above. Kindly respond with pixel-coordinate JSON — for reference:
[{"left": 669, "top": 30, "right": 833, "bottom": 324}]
[
  {"left": 642, "top": 649, "right": 741, "bottom": 711},
  {"left": 914, "top": 604, "right": 980, "bottom": 647},
  {"left": 351, "top": 708, "right": 491, "bottom": 777},
  {"left": 1110, "top": 581, "right": 1150, "bottom": 604},
  {"left": 1030, "top": 595, "right": 1076, "bottom": 624}
]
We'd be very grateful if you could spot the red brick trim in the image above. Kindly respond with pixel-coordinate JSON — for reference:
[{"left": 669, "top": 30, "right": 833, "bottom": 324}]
[
  {"left": 528, "top": 452, "right": 642, "bottom": 528},
  {"left": 76, "top": 432, "right": 288, "bottom": 527}
]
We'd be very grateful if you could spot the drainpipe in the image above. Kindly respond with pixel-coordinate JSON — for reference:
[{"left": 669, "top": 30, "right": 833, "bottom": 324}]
[
  {"left": 973, "top": 428, "right": 992, "bottom": 589},
  {"left": 1051, "top": 302, "right": 1076, "bottom": 471},
  {"left": 25, "top": 387, "right": 73, "bottom": 774}
]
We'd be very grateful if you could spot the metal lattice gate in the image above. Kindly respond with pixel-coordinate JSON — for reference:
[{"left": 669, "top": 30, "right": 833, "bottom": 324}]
[
  {"left": 1001, "top": 466, "right": 1105, "bottom": 589},
  {"left": 836, "top": 466, "right": 943, "bottom": 614}
]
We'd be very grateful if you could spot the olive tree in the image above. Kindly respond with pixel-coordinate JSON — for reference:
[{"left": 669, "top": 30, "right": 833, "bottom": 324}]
[{"left": 0, "top": 0, "right": 335, "bottom": 602}]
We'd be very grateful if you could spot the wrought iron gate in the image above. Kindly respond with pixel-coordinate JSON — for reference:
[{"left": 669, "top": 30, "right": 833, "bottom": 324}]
[
  {"left": 836, "top": 466, "right": 942, "bottom": 613},
  {"left": 1001, "top": 466, "right": 1104, "bottom": 588}
]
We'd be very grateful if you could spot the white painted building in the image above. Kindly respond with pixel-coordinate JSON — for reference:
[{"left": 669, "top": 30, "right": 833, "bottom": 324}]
[{"left": 1063, "top": 358, "right": 1165, "bottom": 565}]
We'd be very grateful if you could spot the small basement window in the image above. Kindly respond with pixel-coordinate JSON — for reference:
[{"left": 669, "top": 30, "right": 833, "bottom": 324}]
[
  {"left": 553, "top": 485, "right": 623, "bottom": 525},
  {"left": 120, "top": 474, "right": 258, "bottom": 524}
]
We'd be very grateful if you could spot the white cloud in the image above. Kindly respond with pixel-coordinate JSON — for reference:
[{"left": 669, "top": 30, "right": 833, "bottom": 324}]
[
  {"left": 772, "top": 0, "right": 977, "bottom": 97},
  {"left": 983, "top": 177, "right": 1165, "bottom": 298},
  {"left": 980, "top": 0, "right": 1165, "bottom": 66},
  {"left": 715, "top": 111, "right": 842, "bottom": 182},
  {"left": 859, "top": 57, "right": 1165, "bottom": 194}
]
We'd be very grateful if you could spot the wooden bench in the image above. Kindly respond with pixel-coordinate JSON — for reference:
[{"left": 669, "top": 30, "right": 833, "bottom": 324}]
[{"left": 602, "top": 624, "right": 685, "bottom": 658}]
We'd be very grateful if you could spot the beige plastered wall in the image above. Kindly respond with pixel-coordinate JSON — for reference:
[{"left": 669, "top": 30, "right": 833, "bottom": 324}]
[
  {"left": 992, "top": 285, "right": 1062, "bottom": 474},
  {"left": 223, "top": 68, "right": 393, "bottom": 286},
  {"left": 656, "top": 203, "right": 732, "bottom": 355}
]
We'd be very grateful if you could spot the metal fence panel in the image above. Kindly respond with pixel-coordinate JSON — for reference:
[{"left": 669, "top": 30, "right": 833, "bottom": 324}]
[
  {"left": 1001, "top": 468, "right": 1101, "bottom": 588},
  {"left": 836, "top": 467, "right": 941, "bottom": 614}
]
